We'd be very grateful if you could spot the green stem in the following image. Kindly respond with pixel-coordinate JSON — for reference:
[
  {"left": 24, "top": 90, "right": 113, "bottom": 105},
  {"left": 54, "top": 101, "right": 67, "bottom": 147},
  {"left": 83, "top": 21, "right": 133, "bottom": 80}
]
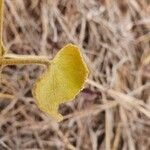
[{"left": 0, "top": 54, "right": 50, "bottom": 66}]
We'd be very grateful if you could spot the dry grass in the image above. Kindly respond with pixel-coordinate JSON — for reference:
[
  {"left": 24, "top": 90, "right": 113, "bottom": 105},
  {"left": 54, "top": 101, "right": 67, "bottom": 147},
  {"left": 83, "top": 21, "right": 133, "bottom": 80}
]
[{"left": 0, "top": 0, "right": 150, "bottom": 149}]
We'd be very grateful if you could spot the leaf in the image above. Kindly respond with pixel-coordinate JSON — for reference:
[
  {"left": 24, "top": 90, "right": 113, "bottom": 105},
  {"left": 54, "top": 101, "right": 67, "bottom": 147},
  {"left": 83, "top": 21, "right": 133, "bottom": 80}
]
[
  {"left": 0, "top": 43, "right": 5, "bottom": 56},
  {"left": 32, "top": 44, "right": 89, "bottom": 121}
]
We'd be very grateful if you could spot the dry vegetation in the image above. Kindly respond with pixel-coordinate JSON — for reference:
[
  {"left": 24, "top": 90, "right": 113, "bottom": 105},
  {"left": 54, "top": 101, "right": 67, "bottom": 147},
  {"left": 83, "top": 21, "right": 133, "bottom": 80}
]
[{"left": 0, "top": 0, "right": 150, "bottom": 149}]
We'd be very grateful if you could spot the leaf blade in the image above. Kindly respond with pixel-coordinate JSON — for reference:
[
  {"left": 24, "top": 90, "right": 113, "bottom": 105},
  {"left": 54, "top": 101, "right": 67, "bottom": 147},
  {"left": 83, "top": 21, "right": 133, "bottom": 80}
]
[{"left": 32, "top": 44, "right": 89, "bottom": 121}]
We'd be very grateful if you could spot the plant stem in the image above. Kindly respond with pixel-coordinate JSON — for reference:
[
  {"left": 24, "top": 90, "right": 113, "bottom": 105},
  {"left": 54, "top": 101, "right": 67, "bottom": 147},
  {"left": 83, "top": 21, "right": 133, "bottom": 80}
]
[
  {"left": 0, "top": 1, "right": 50, "bottom": 67},
  {"left": 0, "top": 0, "right": 3, "bottom": 44},
  {"left": 0, "top": 54, "right": 50, "bottom": 66},
  {"left": 0, "top": 0, "right": 5, "bottom": 56}
]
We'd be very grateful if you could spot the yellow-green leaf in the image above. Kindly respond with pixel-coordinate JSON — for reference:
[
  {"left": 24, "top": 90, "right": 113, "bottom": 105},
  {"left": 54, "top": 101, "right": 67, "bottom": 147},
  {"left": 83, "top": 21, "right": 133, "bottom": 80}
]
[
  {"left": 32, "top": 44, "right": 89, "bottom": 121},
  {"left": 0, "top": 43, "right": 5, "bottom": 56}
]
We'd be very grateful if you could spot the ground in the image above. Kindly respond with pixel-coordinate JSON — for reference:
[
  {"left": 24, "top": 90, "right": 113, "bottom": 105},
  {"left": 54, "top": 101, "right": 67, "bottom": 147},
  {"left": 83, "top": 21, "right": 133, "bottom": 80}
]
[{"left": 0, "top": 0, "right": 150, "bottom": 149}]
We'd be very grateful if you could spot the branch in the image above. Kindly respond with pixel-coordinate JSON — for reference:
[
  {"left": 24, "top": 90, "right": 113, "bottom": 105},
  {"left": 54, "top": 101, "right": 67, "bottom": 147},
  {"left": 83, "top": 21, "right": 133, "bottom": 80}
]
[{"left": 0, "top": 54, "right": 50, "bottom": 66}]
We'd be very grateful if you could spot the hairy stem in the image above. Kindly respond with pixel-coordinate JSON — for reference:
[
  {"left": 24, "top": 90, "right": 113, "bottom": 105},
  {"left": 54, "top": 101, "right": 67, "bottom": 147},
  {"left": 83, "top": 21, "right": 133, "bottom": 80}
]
[{"left": 0, "top": 54, "right": 50, "bottom": 66}]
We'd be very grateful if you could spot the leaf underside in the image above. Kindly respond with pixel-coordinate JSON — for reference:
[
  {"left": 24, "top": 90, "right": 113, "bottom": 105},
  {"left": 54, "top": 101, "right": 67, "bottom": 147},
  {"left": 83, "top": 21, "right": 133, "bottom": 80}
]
[{"left": 32, "top": 44, "right": 89, "bottom": 121}]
